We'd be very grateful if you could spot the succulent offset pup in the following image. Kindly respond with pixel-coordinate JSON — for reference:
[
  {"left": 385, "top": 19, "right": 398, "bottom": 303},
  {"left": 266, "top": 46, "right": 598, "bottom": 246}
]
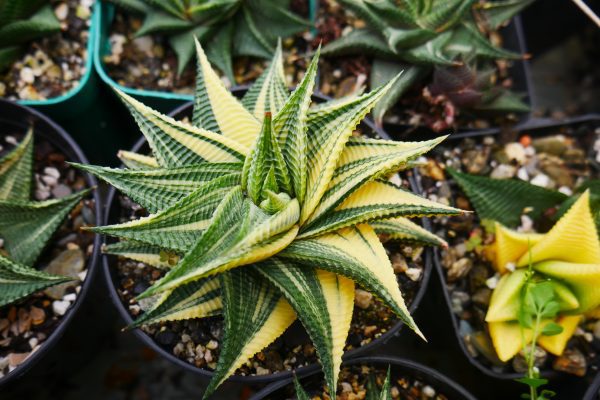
[
  {"left": 322, "top": 0, "right": 532, "bottom": 125},
  {"left": 106, "top": 0, "right": 309, "bottom": 80},
  {"left": 294, "top": 367, "right": 392, "bottom": 400},
  {"left": 0, "top": 0, "right": 61, "bottom": 71},
  {"left": 76, "top": 39, "right": 461, "bottom": 397},
  {"left": 0, "top": 129, "right": 91, "bottom": 307}
]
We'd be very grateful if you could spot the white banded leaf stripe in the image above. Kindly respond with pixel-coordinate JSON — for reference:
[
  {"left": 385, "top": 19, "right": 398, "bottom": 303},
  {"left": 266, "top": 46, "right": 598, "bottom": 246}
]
[
  {"left": 272, "top": 48, "right": 319, "bottom": 205},
  {"left": 371, "top": 217, "right": 448, "bottom": 247},
  {"left": 279, "top": 223, "right": 422, "bottom": 337},
  {"left": 306, "top": 135, "right": 447, "bottom": 225},
  {"left": 0, "top": 189, "right": 91, "bottom": 266},
  {"left": 117, "top": 151, "right": 159, "bottom": 169},
  {"left": 137, "top": 188, "right": 300, "bottom": 299},
  {"left": 204, "top": 268, "right": 295, "bottom": 398},
  {"left": 73, "top": 163, "right": 242, "bottom": 212},
  {"left": 0, "top": 254, "right": 71, "bottom": 307},
  {"left": 301, "top": 80, "right": 396, "bottom": 224},
  {"left": 131, "top": 276, "right": 222, "bottom": 327},
  {"left": 242, "top": 41, "right": 288, "bottom": 118},
  {"left": 256, "top": 260, "right": 353, "bottom": 393},
  {"left": 103, "top": 241, "right": 180, "bottom": 269},
  {"left": 0, "top": 128, "right": 33, "bottom": 201},
  {"left": 299, "top": 180, "right": 462, "bottom": 238},
  {"left": 90, "top": 175, "right": 239, "bottom": 252},
  {"left": 116, "top": 89, "right": 248, "bottom": 167},
  {"left": 192, "top": 40, "right": 261, "bottom": 148}
]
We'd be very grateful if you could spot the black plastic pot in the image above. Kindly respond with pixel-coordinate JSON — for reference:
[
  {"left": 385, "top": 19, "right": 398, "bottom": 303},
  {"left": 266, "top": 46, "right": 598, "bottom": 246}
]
[
  {"left": 0, "top": 99, "right": 102, "bottom": 386},
  {"left": 249, "top": 356, "right": 477, "bottom": 400},
  {"left": 419, "top": 115, "right": 600, "bottom": 381},
  {"left": 101, "top": 88, "right": 434, "bottom": 387},
  {"left": 584, "top": 372, "right": 600, "bottom": 400}
]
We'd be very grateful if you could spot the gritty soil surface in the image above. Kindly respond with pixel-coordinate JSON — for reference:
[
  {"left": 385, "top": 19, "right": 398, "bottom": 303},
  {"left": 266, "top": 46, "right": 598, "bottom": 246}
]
[
  {"left": 418, "top": 122, "right": 600, "bottom": 377},
  {"left": 262, "top": 364, "right": 452, "bottom": 400},
  {"left": 0, "top": 0, "right": 93, "bottom": 101},
  {"left": 315, "top": 0, "right": 526, "bottom": 132},
  {"left": 103, "top": 1, "right": 313, "bottom": 93},
  {"left": 0, "top": 130, "right": 97, "bottom": 378}
]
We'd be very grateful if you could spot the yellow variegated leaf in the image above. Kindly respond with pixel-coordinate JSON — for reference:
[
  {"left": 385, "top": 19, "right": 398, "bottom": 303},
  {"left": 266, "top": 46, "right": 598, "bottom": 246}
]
[
  {"left": 299, "top": 180, "right": 462, "bottom": 238},
  {"left": 371, "top": 217, "right": 447, "bottom": 247},
  {"left": 533, "top": 261, "right": 600, "bottom": 313},
  {"left": 488, "top": 320, "right": 533, "bottom": 362},
  {"left": 116, "top": 89, "right": 248, "bottom": 167},
  {"left": 491, "top": 222, "right": 544, "bottom": 273},
  {"left": 485, "top": 269, "right": 528, "bottom": 322},
  {"left": 192, "top": 39, "right": 261, "bottom": 148},
  {"left": 537, "top": 315, "right": 582, "bottom": 356},
  {"left": 117, "top": 150, "right": 159, "bottom": 169},
  {"left": 103, "top": 241, "right": 179, "bottom": 269},
  {"left": 517, "top": 191, "right": 600, "bottom": 267}
]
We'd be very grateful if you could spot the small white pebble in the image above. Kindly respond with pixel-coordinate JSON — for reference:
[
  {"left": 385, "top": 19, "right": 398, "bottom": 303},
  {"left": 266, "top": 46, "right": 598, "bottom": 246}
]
[
  {"left": 530, "top": 173, "right": 551, "bottom": 188},
  {"left": 340, "top": 382, "right": 352, "bottom": 393},
  {"left": 206, "top": 340, "right": 218, "bottom": 350},
  {"left": 77, "top": 270, "right": 87, "bottom": 281},
  {"left": 558, "top": 186, "right": 573, "bottom": 196},
  {"left": 5, "top": 136, "right": 17, "bottom": 146},
  {"left": 423, "top": 385, "right": 436, "bottom": 397},
  {"left": 516, "top": 167, "right": 529, "bottom": 181},
  {"left": 505, "top": 262, "right": 516, "bottom": 272},
  {"left": 43, "top": 167, "right": 60, "bottom": 178},
  {"left": 28, "top": 337, "right": 38, "bottom": 349},
  {"left": 52, "top": 300, "right": 70, "bottom": 316},
  {"left": 204, "top": 349, "right": 213, "bottom": 363},
  {"left": 54, "top": 3, "right": 68, "bottom": 20},
  {"left": 20, "top": 67, "right": 35, "bottom": 84},
  {"left": 255, "top": 366, "right": 270, "bottom": 375},
  {"left": 486, "top": 274, "right": 500, "bottom": 289},
  {"left": 405, "top": 267, "right": 423, "bottom": 282},
  {"left": 63, "top": 293, "right": 77, "bottom": 302}
]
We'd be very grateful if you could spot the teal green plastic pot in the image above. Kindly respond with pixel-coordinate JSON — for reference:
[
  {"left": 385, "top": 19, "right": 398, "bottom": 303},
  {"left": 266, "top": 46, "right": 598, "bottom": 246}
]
[
  {"left": 93, "top": 0, "right": 317, "bottom": 113},
  {"left": 17, "top": 4, "right": 99, "bottom": 123}
]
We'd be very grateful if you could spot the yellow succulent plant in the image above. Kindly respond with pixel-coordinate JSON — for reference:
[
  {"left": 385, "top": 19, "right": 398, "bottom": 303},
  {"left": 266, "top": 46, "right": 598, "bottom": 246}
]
[{"left": 485, "top": 190, "right": 600, "bottom": 361}]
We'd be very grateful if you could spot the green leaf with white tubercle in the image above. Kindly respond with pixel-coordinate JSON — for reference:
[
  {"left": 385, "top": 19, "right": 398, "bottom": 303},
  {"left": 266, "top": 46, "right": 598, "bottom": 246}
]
[{"left": 0, "top": 127, "right": 33, "bottom": 201}]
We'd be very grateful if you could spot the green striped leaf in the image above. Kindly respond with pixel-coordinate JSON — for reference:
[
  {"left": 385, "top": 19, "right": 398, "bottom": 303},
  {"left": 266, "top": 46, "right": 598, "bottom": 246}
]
[
  {"left": 478, "top": 0, "right": 534, "bottom": 30},
  {"left": 115, "top": 88, "right": 248, "bottom": 167},
  {"left": 0, "top": 254, "right": 72, "bottom": 307},
  {"left": 241, "top": 113, "right": 291, "bottom": 204},
  {"left": 89, "top": 175, "right": 240, "bottom": 252},
  {"left": 73, "top": 162, "right": 242, "bottom": 212},
  {"left": 0, "top": 189, "right": 91, "bottom": 265},
  {"left": 131, "top": 276, "right": 222, "bottom": 328},
  {"left": 103, "top": 240, "right": 180, "bottom": 269},
  {"left": 445, "top": 22, "right": 522, "bottom": 60},
  {"left": 306, "top": 135, "right": 448, "bottom": 226},
  {"left": 279, "top": 223, "right": 422, "bottom": 338},
  {"left": 447, "top": 168, "right": 567, "bottom": 228},
  {"left": 321, "top": 28, "right": 396, "bottom": 59},
  {"left": 242, "top": 40, "right": 289, "bottom": 119},
  {"left": 137, "top": 186, "right": 300, "bottom": 299},
  {"left": 302, "top": 77, "right": 400, "bottom": 224},
  {"left": 204, "top": 267, "right": 296, "bottom": 398},
  {"left": 372, "top": 217, "right": 447, "bottom": 247},
  {"left": 293, "top": 375, "right": 311, "bottom": 400},
  {"left": 272, "top": 47, "right": 320, "bottom": 205},
  {"left": 117, "top": 150, "right": 159, "bottom": 169},
  {"left": 191, "top": 39, "right": 261, "bottom": 148},
  {"left": 0, "top": 127, "right": 33, "bottom": 201},
  {"left": 256, "top": 261, "right": 354, "bottom": 394},
  {"left": 300, "top": 180, "right": 462, "bottom": 238}
]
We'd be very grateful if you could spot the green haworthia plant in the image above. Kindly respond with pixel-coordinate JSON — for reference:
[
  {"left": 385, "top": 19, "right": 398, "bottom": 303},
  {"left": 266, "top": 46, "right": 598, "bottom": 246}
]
[
  {"left": 294, "top": 366, "right": 392, "bottom": 400},
  {"left": 77, "top": 39, "right": 461, "bottom": 398},
  {"left": 0, "top": 128, "right": 91, "bottom": 307},
  {"left": 106, "top": 0, "right": 310, "bottom": 81},
  {"left": 0, "top": 0, "right": 61, "bottom": 71},
  {"left": 322, "top": 0, "right": 533, "bottom": 125}
]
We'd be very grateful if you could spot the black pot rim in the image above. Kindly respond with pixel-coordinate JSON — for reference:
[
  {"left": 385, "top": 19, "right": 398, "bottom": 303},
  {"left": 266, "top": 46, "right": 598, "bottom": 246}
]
[
  {"left": 0, "top": 99, "right": 102, "bottom": 386},
  {"left": 584, "top": 371, "right": 600, "bottom": 400},
  {"left": 101, "top": 88, "right": 434, "bottom": 384},
  {"left": 424, "top": 115, "right": 600, "bottom": 380},
  {"left": 249, "top": 355, "right": 478, "bottom": 400}
]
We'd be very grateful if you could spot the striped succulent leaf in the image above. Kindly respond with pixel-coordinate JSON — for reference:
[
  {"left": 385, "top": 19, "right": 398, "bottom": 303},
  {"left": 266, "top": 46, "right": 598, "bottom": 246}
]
[
  {"left": 0, "top": 254, "right": 72, "bottom": 307},
  {"left": 322, "top": 0, "right": 531, "bottom": 123},
  {"left": 79, "top": 43, "right": 460, "bottom": 397},
  {"left": 372, "top": 217, "right": 448, "bottom": 247},
  {"left": 0, "top": 132, "right": 91, "bottom": 305}
]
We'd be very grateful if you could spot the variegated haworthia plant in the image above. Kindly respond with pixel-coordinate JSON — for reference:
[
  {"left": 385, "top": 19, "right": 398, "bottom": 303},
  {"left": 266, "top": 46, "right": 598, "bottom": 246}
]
[
  {"left": 322, "top": 0, "right": 532, "bottom": 125},
  {"left": 0, "top": 129, "right": 91, "bottom": 307},
  {"left": 106, "top": 0, "right": 309, "bottom": 81},
  {"left": 0, "top": 0, "right": 61, "bottom": 71},
  {"left": 76, "top": 39, "right": 461, "bottom": 398},
  {"left": 294, "top": 366, "right": 392, "bottom": 400}
]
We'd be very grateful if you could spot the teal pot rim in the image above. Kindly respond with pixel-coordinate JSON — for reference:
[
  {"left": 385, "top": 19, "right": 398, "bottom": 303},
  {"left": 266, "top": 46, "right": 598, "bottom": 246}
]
[
  {"left": 0, "top": 99, "right": 102, "bottom": 386},
  {"left": 93, "top": 0, "right": 318, "bottom": 104},
  {"left": 17, "top": 3, "right": 98, "bottom": 107},
  {"left": 249, "top": 356, "right": 478, "bottom": 400},
  {"left": 100, "top": 91, "right": 434, "bottom": 386}
]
